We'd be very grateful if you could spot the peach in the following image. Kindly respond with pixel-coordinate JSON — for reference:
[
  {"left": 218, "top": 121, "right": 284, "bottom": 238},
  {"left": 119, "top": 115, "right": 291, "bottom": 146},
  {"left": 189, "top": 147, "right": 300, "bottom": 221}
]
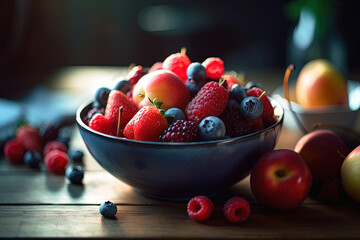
[
  {"left": 132, "top": 70, "right": 190, "bottom": 111},
  {"left": 296, "top": 59, "right": 348, "bottom": 108}
]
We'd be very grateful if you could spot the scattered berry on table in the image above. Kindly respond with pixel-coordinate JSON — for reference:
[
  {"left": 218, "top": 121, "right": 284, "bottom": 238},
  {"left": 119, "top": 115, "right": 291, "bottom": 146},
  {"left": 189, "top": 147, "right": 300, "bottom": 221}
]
[
  {"left": 105, "top": 90, "right": 138, "bottom": 129},
  {"left": 164, "top": 108, "right": 186, "bottom": 125},
  {"left": 187, "top": 196, "right": 214, "bottom": 221},
  {"left": 43, "top": 140, "right": 68, "bottom": 156},
  {"left": 23, "top": 151, "right": 42, "bottom": 168},
  {"left": 89, "top": 114, "right": 116, "bottom": 136},
  {"left": 126, "top": 65, "right": 147, "bottom": 86},
  {"left": 15, "top": 125, "right": 42, "bottom": 152},
  {"left": 38, "top": 121, "right": 59, "bottom": 144},
  {"left": 99, "top": 201, "right": 117, "bottom": 218},
  {"left": 240, "top": 96, "right": 263, "bottom": 120},
  {"left": 57, "top": 126, "right": 73, "bottom": 148},
  {"left": 186, "top": 81, "right": 228, "bottom": 123},
  {"left": 113, "top": 79, "right": 131, "bottom": 94},
  {"left": 219, "top": 100, "right": 251, "bottom": 137},
  {"left": 202, "top": 57, "right": 224, "bottom": 79},
  {"left": 223, "top": 196, "right": 250, "bottom": 223},
  {"left": 198, "top": 116, "right": 226, "bottom": 141},
  {"left": 160, "top": 120, "right": 199, "bottom": 142},
  {"left": 4, "top": 140, "right": 25, "bottom": 164},
  {"left": 246, "top": 87, "right": 274, "bottom": 121},
  {"left": 162, "top": 49, "right": 191, "bottom": 83},
  {"left": 186, "top": 62, "right": 206, "bottom": 82},
  {"left": 65, "top": 165, "right": 84, "bottom": 184},
  {"left": 44, "top": 149, "right": 69, "bottom": 175},
  {"left": 68, "top": 149, "right": 84, "bottom": 164},
  {"left": 230, "top": 84, "right": 247, "bottom": 104},
  {"left": 94, "top": 87, "right": 111, "bottom": 108}
]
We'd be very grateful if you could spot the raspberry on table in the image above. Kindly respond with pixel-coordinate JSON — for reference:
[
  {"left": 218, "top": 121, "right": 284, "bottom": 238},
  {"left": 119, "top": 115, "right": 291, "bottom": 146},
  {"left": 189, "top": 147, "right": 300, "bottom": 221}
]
[
  {"left": 43, "top": 140, "right": 68, "bottom": 156},
  {"left": 223, "top": 197, "right": 250, "bottom": 223},
  {"left": 44, "top": 149, "right": 69, "bottom": 175},
  {"left": 4, "top": 140, "right": 25, "bottom": 164},
  {"left": 15, "top": 125, "right": 43, "bottom": 152},
  {"left": 187, "top": 196, "right": 214, "bottom": 221},
  {"left": 160, "top": 120, "right": 199, "bottom": 142}
]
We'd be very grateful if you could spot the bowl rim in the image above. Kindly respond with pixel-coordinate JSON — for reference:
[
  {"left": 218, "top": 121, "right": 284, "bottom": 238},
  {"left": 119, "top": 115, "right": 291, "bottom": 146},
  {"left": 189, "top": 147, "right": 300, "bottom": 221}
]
[{"left": 76, "top": 97, "right": 284, "bottom": 147}]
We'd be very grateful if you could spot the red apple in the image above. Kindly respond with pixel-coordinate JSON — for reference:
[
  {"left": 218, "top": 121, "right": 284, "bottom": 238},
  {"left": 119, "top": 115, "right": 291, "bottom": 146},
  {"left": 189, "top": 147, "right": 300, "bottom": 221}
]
[
  {"left": 294, "top": 129, "right": 349, "bottom": 183},
  {"left": 250, "top": 149, "right": 312, "bottom": 210},
  {"left": 132, "top": 70, "right": 190, "bottom": 111},
  {"left": 341, "top": 145, "right": 360, "bottom": 202}
]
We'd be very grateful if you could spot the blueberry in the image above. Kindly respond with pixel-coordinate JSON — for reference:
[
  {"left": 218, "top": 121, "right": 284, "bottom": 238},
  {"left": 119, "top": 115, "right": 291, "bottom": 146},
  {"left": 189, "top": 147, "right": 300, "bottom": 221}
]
[
  {"left": 23, "top": 151, "right": 42, "bottom": 168},
  {"left": 245, "top": 81, "right": 263, "bottom": 90},
  {"left": 94, "top": 87, "right": 111, "bottom": 107},
  {"left": 113, "top": 79, "right": 131, "bottom": 93},
  {"left": 57, "top": 126, "right": 73, "bottom": 148},
  {"left": 99, "top": 201, "right": 117, "bottom": 218},
  {"left": 68, "top": 149, "right": 84, "bottom": 163},
  {"left": 230, "top": 84, "right": 247, "bottom": 104},
  {"left": 198, "top": 116, "right": 226, "bottom": 141},
  {"left": 187, "top": 62, "right": 206, "bottom": 82},
  {"left": 240, "top": 96, "right": 263, "bottom": 120},
  {"left": 39, "top": 121, "right": 59, "bottom": 143},
  {"left": 92, "top": 101, "right": 102, "bottom": 109},
  {"left": 165, "top": 108, "right": 186, "bottom": 125},
  {"left": 65, "top": 165, "right": 84, "bottom": 184},
  {"left": 185, "top": 78, "right": 207, "bottom": 98}
]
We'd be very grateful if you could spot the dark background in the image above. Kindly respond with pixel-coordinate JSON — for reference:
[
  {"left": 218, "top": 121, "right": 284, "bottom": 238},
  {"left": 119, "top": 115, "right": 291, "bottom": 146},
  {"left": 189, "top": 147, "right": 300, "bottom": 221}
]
[{"left": 1, "top": 0, "right": 359, "bottom": 99}]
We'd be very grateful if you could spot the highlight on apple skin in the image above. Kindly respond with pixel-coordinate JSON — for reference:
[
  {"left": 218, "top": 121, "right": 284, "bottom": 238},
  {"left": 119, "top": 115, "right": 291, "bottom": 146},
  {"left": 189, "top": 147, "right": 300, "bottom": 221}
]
[{"left": 250, "top": 149, "right": 312, "bottom": 210}]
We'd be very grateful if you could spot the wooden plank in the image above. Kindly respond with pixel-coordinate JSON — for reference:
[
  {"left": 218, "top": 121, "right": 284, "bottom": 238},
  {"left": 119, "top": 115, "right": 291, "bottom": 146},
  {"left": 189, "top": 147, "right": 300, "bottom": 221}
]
[{"left": 0, "top": 204, "right": 359, "bottom": 239}]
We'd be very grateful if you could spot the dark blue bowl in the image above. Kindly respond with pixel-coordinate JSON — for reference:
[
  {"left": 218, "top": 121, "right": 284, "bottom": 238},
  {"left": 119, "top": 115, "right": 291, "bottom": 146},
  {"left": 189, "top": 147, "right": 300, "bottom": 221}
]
[{"left": 76, "top": 99, "right": 284, "bottom": 200}]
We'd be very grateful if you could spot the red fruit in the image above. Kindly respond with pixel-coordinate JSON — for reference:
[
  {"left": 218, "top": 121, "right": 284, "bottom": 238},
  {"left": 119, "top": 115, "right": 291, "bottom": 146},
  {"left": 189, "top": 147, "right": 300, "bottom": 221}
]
[
  {"left": 186, "top": 81, "right": 228, "bottom": 123},
  {"left": 15, "top": 125, "right": 42, "bottom": 152},
  {"left": 223, "top": 197, "right": 250, "bottom": 223},
  {"left": 187, "top": 196, "right": 214, "bottom": 221},
  {"left": 221, "top": 74, "right": 245, "bottom": 91},
  {"left": 4, "top": 140, "right": 25, "bottom": 164},
  {"left": 44, "top": 149, "right": 69, "bottom": 175},
  {"left": 160, "top": 120, "right": 199, "bottom": 142},
  {"left": 105, "top": 90, "right": 138, "bottom": 129},
  {"left": 248, "top": 117, "right": 264, "bottom": 133},
  {"left": 219, "top": 100, "right": 251, "bottom": 137},
  {"left": 43, "top": 140, "right": 67, "bottom": 156},
  {"left": 246, "top": 87, "right": 274, "bottom": 121},
  {"left": 202, "top": 57, "right": 224, "bottom": 79},
  {"left": 126, "top": 65, "right": 147, "bottom": 86},
  {"left": 162, "top": 51, "right": 191, "bottom": 83},
  {"left": 89, "top": 113, "right": 116, "bottom": 136},
  {"left": 149, "top": 62, "right": 163, "bottom": 72},
  {"left": 123, "top": 106, "right": 168, "bottom": 141}
]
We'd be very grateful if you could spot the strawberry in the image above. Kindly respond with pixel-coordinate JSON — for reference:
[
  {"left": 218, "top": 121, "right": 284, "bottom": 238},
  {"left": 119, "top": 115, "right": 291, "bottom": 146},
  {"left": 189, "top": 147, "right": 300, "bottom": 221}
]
[
  {"left": 105, "top": 90, "right": 138, "bottom": 129},
  {"left": 15, "top": 125, "right": 42, "bottom": 152},
  {"left": 89, "top": 113, "right": 116, "bottom": 136},
  {"left": 186, "top": 80, "right": 228, "bottom": 123},
  {"left": 246, "top": 87, "right": 274, "bottom": 121},
  {"left": 123, "top": 99, "right": 168, "bottom": 141}
]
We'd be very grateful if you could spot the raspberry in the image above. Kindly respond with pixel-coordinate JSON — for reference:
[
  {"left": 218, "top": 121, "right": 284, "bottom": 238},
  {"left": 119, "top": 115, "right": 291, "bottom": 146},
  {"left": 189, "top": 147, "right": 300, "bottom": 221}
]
[
  {"left": 4, "top": 140, "right": 25, "bottom": 164},
  {"left": 223, "top": 197, "right": 250, "bottom": 223},
  {"left": 219, "top": 100, "right": 251, "bottom": 137},
  {"left": 44, "top": 149, "right": 69, "bottom": 175},
  {"left": 186, "top": 81, "right": 228, "bottom": 123},
  {"left": 246, "top": 87, "right": 274, "bottom": 121},
  {"left": 89, "top": 113, "right": 116, "bottom": 136},
  {"left": 15, "top": 125, "right": 42, "bottom": 152},
  {"left": 248, "top": 117, "right": 264, "bottom": 133},
  {"left": 43, "top": 140, "right": 68, "bottom": 156},
  {"left": 160, "top": 120, "right": 199, "bottom": 142},
  {"left": 202, "top": 57, "right": 224, "bottom": 79},
  {"left": 187, "top": 196, "right": 214, "bottom": 221}
]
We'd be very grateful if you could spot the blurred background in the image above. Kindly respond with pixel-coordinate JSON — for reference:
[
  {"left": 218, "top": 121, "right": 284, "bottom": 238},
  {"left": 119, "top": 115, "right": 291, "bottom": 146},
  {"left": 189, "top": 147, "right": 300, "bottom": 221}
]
[{"left": 1, "top": 0, "right": 360, "bottom": 100}]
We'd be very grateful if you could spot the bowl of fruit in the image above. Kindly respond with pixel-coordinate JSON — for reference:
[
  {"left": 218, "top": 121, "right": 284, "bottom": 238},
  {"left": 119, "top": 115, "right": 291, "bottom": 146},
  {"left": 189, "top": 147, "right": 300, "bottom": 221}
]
[{"left": 76, "top": 51, "right": 284, "bottom": 200}]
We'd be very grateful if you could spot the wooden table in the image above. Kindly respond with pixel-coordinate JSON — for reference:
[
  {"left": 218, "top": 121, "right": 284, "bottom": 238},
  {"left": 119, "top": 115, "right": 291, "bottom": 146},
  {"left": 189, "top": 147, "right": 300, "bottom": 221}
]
[{"left": 1, "top": 67, "right": 360, "bottom": 239}]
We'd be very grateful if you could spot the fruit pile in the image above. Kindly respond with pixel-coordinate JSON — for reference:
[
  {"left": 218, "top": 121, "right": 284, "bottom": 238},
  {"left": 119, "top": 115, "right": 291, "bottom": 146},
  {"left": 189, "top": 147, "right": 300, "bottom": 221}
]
[
  {"left": 2, "top": 123, "right": 84, "bottom": 184},
  {"left": 84, "top": 49, "right": 277, "bottom": 142}
]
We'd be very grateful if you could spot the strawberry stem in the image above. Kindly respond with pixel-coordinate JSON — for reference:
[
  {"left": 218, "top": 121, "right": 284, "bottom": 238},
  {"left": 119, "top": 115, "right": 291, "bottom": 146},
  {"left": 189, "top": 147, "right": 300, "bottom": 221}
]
[
  {"left": 117, "top": 106, "right": 123, "bottom": 137},
  {"left": 181, "top": 47, "right": 187, "bottom": 55},
  {"left": 219, "top": 78, "right": 226, "bottom": 86},
  {"left": 258, "top": 91, "right": 266, "bottom": 100},
  {"left": 337, "top": 150, "right": 346, "bottom": 159}
]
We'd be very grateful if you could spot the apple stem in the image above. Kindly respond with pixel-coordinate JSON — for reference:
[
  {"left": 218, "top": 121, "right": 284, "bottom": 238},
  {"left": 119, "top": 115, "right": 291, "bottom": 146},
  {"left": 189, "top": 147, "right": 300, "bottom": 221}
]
[
  {"left": 117, "top": 106, "right": 123, "bottom": 137},
  {"left": 258, "top": 91, "right": 266, "bottom": 100},
  {"left": 283, "top": 64, "right": 308, "bottom": 135},
  {"left": 337, "top": 150, "right": 346, "bottom": 159},
  {"left": 181, "top": 47, "right": 187, "bottom": 55}
]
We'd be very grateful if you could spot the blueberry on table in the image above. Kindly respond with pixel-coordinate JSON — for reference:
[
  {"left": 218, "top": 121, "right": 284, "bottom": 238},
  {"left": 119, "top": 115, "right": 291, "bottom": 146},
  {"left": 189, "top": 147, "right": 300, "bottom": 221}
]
[
  {"left": 198, "top": 116, "right": 226, "bottom": 141},
  {"left": 68, "top": 149, "right": 84, "bottom": 164},
  {"left": 65, "top": 165, "right": 84, "bottom": 184},
  {"left": 23, "top": 151, "right": 42, "bottom": 168},
  {"left": 164, "top": 108, "right": 186, "bottom": 125},
  {"left": 186, "top": 62, "right": 206, "bottom": 82},
  {"left": 240, "top": 96, "right": 263, "bottom": 120},
  {"left": 94, "top": 87, "right": 111, "bottom": 107},
  {"left": 99, "top": 201, "right": 117, "bottom": 218},
  {"left": 113, "top": 79, "right": 131, "bottom": 93}
]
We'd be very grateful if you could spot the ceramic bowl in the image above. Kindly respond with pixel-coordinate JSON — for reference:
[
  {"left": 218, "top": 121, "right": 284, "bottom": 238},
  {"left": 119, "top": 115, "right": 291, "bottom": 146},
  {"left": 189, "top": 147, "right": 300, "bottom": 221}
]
[{"left": 76, "top": 98, "right": 284, "bottom": 200}]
